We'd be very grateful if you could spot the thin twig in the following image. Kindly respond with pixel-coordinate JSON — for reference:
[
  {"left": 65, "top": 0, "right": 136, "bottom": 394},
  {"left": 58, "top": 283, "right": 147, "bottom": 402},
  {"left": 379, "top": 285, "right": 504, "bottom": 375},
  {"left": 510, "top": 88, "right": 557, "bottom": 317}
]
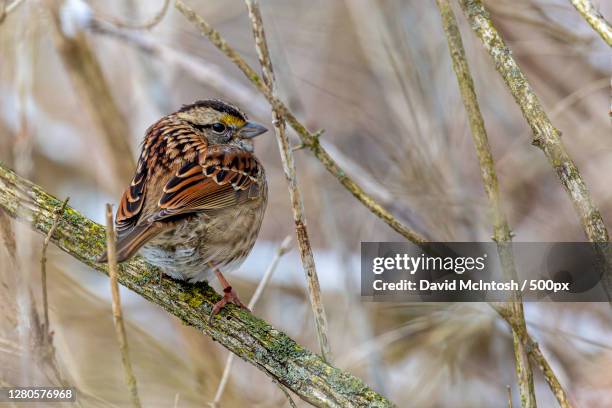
[
  {"left": 569, "top": 0, "right": 612, "bottom": 47},
  {"left": 0, "top": 162, "right": 394, "bottom": 408},
  {"left": 434, "top": 2, "right": 536, "bottom": 406},
  {"left": 276, "top": 383, "right": 298, "bottom": 408},
  {"left": 248, "top": 237, "right": 292, "bottom": 310},
  {"left": 212, "top": 236, "right": 292, "bottom": 406},
  {"left": 174, "top": 0, "right": 428, "bottom": 245},
  {"left": 508, "top": 385, "right": 513, "bottom": 408},
  {"left": 496, "top": 306, "right": 573, "bottom": 408},
  {"left": 105, "top": 204, "right": 142, "bottom": 408},
  {"left": 243, "top": 0, "right": 332, "bottom": 362},
  {"left": 97, "top": 0, "right": 169, "bottom": 30},
  {"left": 40, "top": 197, "right": 69, "bottom": 339}
]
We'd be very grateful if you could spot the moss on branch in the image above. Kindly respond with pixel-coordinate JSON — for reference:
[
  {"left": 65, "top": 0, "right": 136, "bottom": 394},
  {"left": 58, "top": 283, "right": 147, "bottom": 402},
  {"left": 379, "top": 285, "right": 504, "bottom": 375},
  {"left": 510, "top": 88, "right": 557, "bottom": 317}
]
[{"left": 0, "top": 161, "right": 395, "bottom": 408}]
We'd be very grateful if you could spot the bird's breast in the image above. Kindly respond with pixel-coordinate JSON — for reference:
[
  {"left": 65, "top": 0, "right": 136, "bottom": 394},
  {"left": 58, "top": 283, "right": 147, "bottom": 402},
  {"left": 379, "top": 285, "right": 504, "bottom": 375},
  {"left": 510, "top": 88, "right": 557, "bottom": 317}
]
[{"left": 139, "top": 181, "right": 267, "bottom": 282}]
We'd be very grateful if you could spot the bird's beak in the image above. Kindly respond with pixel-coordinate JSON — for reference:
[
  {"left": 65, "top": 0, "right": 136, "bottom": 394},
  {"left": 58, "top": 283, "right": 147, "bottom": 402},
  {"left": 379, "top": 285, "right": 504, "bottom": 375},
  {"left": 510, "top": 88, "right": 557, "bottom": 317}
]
[{"left": 239, "top": 121, "right": 268, "bottom": 138}]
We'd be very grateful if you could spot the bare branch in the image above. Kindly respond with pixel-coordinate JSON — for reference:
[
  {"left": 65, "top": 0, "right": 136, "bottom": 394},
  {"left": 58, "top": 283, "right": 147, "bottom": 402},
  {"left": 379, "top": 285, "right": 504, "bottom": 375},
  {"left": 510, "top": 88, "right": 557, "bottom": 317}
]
[
  {"left": 243, "top": 0, "right": 332, "bottom": 362},
  {"left": 105, "top": 204, "right": 141, "bottom": 408},
  {"left": 569, "top": 0, "right": 612, "bottom": 47},
  {"left": 434, "top": 2, "right": 537, "bottom": 406},
  {"left": 248, "top": 236, "right": 292, "bottom": 310},
  {"left": 496, "top": 306, "right": 573, "bottom": 408},
  {"left": 439, "top": 2, "right": 577, "bottom": 407},
  {"left": 40, "top": 197, "right": 69, "bottom": 338},
  {"left": 0, "top": 161, "right": 395, "bottom": 408}
]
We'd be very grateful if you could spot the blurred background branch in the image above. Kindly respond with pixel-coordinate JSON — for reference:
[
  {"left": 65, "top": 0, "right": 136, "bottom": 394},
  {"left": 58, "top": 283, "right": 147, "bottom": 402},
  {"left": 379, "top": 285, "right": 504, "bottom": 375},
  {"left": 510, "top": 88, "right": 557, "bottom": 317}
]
[
  {"left": 44, "top": 0, "right": 135, "bottom": 187},
  {"left": 0, "top": 0, "right": 26, "bottom": 23},
  {"left": 95, "top": 0, "right": 169, "bottom": 31}
]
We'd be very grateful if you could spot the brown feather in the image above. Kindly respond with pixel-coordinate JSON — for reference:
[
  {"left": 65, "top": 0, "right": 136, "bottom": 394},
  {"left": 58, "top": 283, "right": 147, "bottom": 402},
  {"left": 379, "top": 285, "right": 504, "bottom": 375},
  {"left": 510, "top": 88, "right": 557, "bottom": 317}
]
[
  {"left": 97, "top": 101, "right": 268, "bottom": 284},
  {"left": 103, "top": 119, "right": 262, "bottom": 264}
]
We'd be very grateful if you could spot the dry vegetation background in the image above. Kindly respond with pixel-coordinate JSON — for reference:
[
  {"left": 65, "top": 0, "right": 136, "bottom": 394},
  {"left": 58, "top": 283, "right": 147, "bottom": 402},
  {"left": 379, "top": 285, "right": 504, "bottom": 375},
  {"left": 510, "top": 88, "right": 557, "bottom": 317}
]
[{"left": 0, "top": 0, "right": 611, "bottom": 407}]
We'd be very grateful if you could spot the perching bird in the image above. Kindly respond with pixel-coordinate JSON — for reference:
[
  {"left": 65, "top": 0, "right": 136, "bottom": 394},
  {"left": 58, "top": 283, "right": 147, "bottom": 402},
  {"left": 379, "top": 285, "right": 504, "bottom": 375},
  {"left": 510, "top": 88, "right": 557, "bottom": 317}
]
[{"left": 98, "top": 100, "right": 268, "bottom": 317}]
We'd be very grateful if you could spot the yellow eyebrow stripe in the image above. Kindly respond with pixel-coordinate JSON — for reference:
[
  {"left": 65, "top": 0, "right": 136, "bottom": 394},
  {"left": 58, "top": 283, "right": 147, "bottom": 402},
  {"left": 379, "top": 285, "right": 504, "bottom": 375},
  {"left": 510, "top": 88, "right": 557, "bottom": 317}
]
[{"left": 221, "top": 114, "right": 246, "bottom": 127}]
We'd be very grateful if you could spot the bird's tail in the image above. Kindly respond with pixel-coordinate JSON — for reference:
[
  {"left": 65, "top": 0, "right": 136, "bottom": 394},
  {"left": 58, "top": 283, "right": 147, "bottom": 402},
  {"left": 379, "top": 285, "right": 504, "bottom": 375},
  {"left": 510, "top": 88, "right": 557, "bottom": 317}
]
[{"left": 97, "top": 223, "right": 162, "bottom": 264}]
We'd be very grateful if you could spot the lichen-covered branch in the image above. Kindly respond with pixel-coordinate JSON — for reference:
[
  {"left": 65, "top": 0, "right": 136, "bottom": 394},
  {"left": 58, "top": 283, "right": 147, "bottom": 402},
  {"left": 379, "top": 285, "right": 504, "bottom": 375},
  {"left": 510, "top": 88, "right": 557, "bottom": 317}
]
[
  {"left": 570, "top": 0, "right": 612, "bottom": 47},
  {"left": 244, "top": 0, "right": 332, "bottom": 363},
  {"left": 0, "top": 160, "right": 395, "bottom": 408},
  {"left": 458, "top": 0, "right": 608, "bottom": 244},
  {"left": 174, "top": 0, "right": 428, "bottom": 245},
  {"left": 434, "top": 2, "right": 537, "bottom": 407}
]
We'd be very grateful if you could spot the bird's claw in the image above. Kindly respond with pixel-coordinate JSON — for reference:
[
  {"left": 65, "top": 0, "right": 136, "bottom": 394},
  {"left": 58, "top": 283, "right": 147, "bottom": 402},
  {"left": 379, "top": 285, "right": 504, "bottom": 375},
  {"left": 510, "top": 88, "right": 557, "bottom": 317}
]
[{"left": 209, "top": 286, "right": 250, "bottom": 324}]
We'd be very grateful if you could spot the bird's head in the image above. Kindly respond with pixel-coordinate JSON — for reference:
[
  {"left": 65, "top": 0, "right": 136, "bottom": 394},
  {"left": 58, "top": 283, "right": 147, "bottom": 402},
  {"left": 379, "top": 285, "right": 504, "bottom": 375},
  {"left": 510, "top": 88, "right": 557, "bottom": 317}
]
[{"left": 176, "top": 100, "right": 268, "bottom": 152}]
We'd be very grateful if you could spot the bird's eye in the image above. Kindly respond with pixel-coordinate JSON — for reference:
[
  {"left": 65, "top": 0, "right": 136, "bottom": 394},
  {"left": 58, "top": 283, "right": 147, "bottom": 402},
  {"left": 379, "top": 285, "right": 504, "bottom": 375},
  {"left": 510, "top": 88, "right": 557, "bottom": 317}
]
[{"left": 212, "top": 123, "right": 226, "bottom": 134}]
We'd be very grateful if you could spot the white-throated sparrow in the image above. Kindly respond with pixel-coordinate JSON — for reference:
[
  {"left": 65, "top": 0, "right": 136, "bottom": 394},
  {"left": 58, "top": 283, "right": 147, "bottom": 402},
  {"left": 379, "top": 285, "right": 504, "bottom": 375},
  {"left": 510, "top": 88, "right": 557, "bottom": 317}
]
[{"left": 99, "top": 99, "right": 268, "bottom": 317}]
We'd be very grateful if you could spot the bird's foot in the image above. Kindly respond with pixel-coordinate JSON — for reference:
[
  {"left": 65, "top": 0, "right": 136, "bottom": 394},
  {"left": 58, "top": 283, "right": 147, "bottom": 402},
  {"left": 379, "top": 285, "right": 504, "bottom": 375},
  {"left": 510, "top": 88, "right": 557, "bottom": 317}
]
[{"left": 209, "top": 286, "right": 249, "bottom": 323}]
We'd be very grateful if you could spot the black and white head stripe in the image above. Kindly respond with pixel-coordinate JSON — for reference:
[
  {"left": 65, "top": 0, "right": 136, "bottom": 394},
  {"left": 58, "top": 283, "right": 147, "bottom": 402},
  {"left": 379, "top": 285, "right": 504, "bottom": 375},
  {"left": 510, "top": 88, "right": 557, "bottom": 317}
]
[{"left": 178, "top": 99, "right": 247, "bottom": 121}]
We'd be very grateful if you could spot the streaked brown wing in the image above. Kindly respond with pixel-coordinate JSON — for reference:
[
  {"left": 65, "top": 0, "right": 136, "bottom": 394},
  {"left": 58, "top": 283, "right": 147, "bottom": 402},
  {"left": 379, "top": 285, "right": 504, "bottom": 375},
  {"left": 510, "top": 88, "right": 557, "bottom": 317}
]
[
  {"left": 115, "top": 117, "right": 208, "bottom": 234},
  {"left": 102, "top": 144, "right": 261, "bottom": 263},
  {"left": 98, "top": 160, "right": 150, "bottom": 263},
  {"left": 150, "top": 145, "right": 262, "bottom": 222},
  {"left": 115, "top": 160, "right": 148, "bottom": 234}
]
